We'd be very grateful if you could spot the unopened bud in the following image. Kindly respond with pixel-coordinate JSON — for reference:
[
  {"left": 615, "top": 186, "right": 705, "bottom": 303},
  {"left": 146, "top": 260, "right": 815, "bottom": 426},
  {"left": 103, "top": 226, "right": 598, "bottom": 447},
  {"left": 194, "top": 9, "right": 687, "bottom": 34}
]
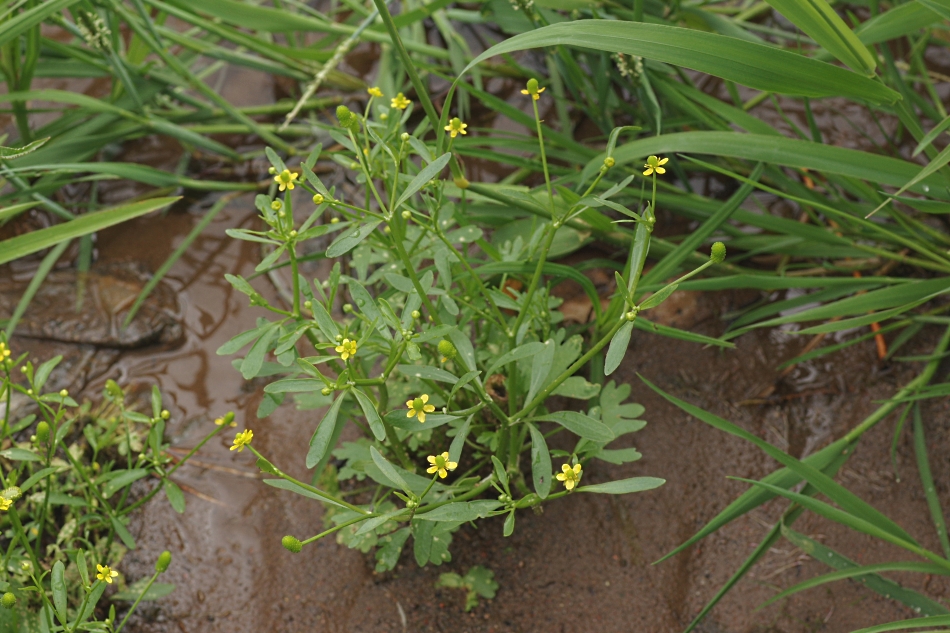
[
  {"left": 161, "top": 410, "right": 170, "bottom": 420},
  {"left": 401, "top": 210, "right": 411, "bottom": 219},
  {"left": 411, "top": 310, "right": 421, "bottom": 320},
  {"left": 321, "top": 388, "right": 332, "bottom": 396},
  {"left": 454, "top": 176, "right": 470, "bottom": 189},
  {"left": 282, "top": 535, "right": 303, "bottom": 553},
  {"left": 312, "top": 193, "right": 325, "bottom": 205},
  {"left": 1, "top": 593, "right": 15, "bottom": 609},
  {"left": 342, "top": 304, "right": 353, "bottom": 313},
  {"left": 59, "top": 389, "right": 68, "bottom": 398},
  {"left": 155, "top": 551, "right": 171, "bottom": 573},
  {"left": 268, "top": 167, "right": 277, "bottom": 175},
  {"left": 400, "top": 132, "right": 410, "bottom": 142},
  {"left": 603, "top": 157, "right": 615, "bottom": 168}
]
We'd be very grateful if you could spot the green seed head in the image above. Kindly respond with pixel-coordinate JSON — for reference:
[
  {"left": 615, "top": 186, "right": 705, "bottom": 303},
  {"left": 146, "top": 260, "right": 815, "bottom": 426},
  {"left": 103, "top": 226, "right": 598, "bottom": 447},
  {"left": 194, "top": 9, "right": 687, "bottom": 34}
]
[
  {"left": 36, "top": 421, "right": 49, "bottom": 443},
  {"left": 155, "top": 551, "right": 172, "bottom": 574},
  {"left": 335, "top": 105, "right": 359, "bottom": 132},
  {"left": 1, "top": 592, "right": 16, "bottom": 609},
  {"left": 437, "top": 339, "right": 457, "bottom": 359},
  {"left": 282, "top": 535, "right": 303, "bottom": 553},
  {"left": 526, "top": 78, "right": 539, "bottom": 94},
  {"left": 710, "top": 241, "right": 727, "bottom": 263}
]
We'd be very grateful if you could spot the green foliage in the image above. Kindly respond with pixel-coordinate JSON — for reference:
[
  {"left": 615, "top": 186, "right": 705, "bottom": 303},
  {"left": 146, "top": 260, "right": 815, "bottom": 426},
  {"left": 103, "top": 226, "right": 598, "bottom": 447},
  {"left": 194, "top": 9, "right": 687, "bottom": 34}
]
[
  {"left": 0, "top": 343, "right": 221, "bottom": 631},
  {"left": 436, "top": 566, "right": 498, "bottom": 611}
]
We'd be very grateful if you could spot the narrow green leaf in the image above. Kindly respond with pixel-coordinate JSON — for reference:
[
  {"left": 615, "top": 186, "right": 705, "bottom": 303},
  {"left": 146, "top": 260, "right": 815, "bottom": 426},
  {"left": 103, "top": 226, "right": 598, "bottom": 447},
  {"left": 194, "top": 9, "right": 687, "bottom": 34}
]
[
  {"left": 51, "top": 561, "right": 67, "bottom": 624},
  {"left": 306, "top": 394, "right": 345, "bottom": 469},
  {"left": 604, "top": 320, "right": 633, "bottom": 376},
  {"left": 577, "top": 477, "right": 665, "bottom": 494},
  {"left": 458, "top": 21, "right": 898, "bottom": 104},
  {"left": 394, "top": 153, "right": 452, "bottom": 210},
  {"left": 527, "top": 422, "right": 552, "bottom": 499},
  {"left": 163, "top": 480, "right": 185, "bottom": 514},
  {"left": 326, "top": 221, "right": 381, "bottom": 258},
  {"left": 370, "top": 446, "right": 410, "bottom": 493},
  {"left": 351, "top": 388, "right": 386, "bottom": 441}
]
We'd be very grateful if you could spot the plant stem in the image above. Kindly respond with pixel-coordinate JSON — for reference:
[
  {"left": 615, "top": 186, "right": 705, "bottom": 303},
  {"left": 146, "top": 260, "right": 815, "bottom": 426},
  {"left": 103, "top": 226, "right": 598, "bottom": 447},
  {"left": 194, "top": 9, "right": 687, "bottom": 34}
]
[{"left": 114, "top": 572, "right": 159, "bottom": 633}]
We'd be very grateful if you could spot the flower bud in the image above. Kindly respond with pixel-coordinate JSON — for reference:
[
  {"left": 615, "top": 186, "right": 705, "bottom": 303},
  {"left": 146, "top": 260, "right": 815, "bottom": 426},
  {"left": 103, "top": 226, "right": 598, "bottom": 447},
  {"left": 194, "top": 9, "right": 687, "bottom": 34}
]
[
  {"left": 36, "top": 421, "right": 49, "bottom": 444},
  {"left": 710, "top": 241, "right": 727, "bottom": 263},
  {"left": 411, "top": 310, "right": 421, "bottom": 320},
  {"left": 400, "top": 132, "right": 410, "bottom": 142},
  {"left": 59, "top": 389, "right": 68, "bottom": 398},
  {"left": 155, "top": 551, "right": 171, "bottom": 574},
  {"left": 437, "top": 339, "right": 457, "bottom": 360},
  {"left": 321, "top": 388, "right": 332, "bottom": 396},
  {"left": 603, "top": 157, "right": 615, "bottom": 168},
  {"left": 312, "top": 193, "right": 324, "bottom": 205},
  {"left": 282, "top": 535, "right": 303, "bottom": 553},
  {"left": 401, "top": 210, "right": 411, "bottom": 220},
  {"left": 454, "top": 176, "right": 470, "bottom": 190},
  {"left": 380, "top": 113, "right": 389, "bottom": 121},
  {"left": 271, "top": 200, "right": 282, "bottom": 211},
  {"left": 161, "top": 410, "right": 170, "bottom": 420},
  {"left": 268, "top": 167, "right": 277, "bottom": 175},
  {"left": 342, "top": 303, "right": 353, "bottom": 313},
  {"left": 1, "top": 592, "right": 15, "bottom": 609}
]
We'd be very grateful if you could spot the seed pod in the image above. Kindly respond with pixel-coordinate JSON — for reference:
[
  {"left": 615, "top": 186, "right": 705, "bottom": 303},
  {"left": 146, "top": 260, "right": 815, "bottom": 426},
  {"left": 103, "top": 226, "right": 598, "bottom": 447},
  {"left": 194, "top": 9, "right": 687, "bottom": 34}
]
[
  {"left": 710, "top": 241, "right": 727, "bottom": 263},
  {"left": 155, "top": 551, "right": 172, "bottom": 574},
  {"left": 437, "top": 339, "right": 457, "bottom": 360},
  {"left": 36, "top": 421, "right": 49, "bottom": 444},
  {"left": 1, "top": 592, "right": 16, "bottom": 609},
  {"left": 282, "top": 535, "right": 303, "bottom": 553}
]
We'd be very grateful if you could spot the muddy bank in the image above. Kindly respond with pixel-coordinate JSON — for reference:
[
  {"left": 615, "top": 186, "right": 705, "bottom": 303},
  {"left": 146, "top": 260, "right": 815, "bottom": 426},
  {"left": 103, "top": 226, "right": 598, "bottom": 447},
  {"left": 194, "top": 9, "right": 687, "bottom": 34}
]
[{"left": 26, "top": 194, "right": 942, "bottom": 633}]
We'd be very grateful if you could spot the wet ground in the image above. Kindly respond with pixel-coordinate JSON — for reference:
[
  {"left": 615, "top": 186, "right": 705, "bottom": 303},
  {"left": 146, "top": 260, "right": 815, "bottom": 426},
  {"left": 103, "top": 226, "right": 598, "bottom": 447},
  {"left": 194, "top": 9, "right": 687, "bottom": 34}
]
[{"left": 8, "top": 193, "right": 944, "bottom": 633}]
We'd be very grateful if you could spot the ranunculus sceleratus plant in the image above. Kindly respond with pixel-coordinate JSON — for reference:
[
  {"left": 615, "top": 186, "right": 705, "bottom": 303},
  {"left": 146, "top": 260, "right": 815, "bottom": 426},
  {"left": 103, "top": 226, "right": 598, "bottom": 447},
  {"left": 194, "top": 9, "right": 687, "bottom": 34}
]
[{"left": 220, "top": 79, "right": 727, "bottom": 570}]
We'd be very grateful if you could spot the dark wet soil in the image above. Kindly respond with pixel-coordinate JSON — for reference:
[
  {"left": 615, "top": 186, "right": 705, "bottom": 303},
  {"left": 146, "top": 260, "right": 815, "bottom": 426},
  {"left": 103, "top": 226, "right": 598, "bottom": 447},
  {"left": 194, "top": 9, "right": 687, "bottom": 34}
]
[{"left": 28, "top": 193, "right": 944, "bottom": 633}]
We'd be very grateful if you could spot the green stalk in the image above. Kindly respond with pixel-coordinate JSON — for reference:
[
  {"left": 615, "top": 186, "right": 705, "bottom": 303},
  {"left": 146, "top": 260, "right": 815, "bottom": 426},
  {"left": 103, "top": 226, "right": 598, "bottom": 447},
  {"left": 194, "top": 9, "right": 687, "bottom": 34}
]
[
  {"left": 248, "top": 447, "right": 370, "bottom": 515},
  {"left": 113, "top": 572, "right": 159, "bottom": 633}
]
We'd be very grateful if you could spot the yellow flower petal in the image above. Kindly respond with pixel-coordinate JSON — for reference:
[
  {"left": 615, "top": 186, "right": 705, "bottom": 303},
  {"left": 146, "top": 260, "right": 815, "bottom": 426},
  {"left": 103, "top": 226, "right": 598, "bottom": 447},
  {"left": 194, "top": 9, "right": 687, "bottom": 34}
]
[{"left": 417, "top": 411, "right": 426, "bottom": 423}]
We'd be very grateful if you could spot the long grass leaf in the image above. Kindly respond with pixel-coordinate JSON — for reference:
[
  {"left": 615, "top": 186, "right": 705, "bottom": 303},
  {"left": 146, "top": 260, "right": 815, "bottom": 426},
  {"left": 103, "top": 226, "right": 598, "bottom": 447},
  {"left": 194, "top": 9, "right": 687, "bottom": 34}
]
[
  {"left": 458, "top": 21, "right": 899, "bottom": 104},
  {"left": 913, "top": 405, "right": 950, "bottom": 559},
  {"left": 0, "top": 197, "right": 178, "bottom": 266},
  {"left": 641, "top": 376, "right": 918, "bottom": 545}
]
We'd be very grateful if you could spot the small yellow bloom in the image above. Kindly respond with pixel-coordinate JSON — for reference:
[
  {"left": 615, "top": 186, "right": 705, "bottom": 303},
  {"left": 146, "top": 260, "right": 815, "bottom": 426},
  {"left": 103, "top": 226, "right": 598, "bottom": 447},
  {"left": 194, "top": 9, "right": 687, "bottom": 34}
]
[
  {"left": 96, "top": 564, "right": 118, "bottom": 584},
  {"left": 520, "top": 78, "right": 545, "bottom": 101},
  {"left": 367, "top": 86, "right": 383, "bottom": 98},
  {"left": 444, "top": 117, "right": 468, "bottom": 139},
  {"left": 555, "top": 463, "right": 582, "bottom": 491},
  {"left": 335, "top": 338, "right": 357, "bottom": 361},
  {"left": 426, "top": 452, "right": 458, "bottom": 479},
  {"left": 0, "top": 342, "right": 10, "bottom": 359},
  {"left": 214, "top": 416, "right": 236, "bottom": 428},
  {"left": 231, "top": 429, "right": 253, "bottom": 452},
  {"left": 391, "top": 93, "right": 411, "bottom": 110},
  {"left": 642, "top": 155, "right": 668, "bottom": 177},
  {"left": 274, "top": 169, "right": 298, "bottom": 191},
  {"left": 406, "top": 394, "right": 435, "bottom": 423},
  {"left": 0, "top": 498, "right": 11, "bottom": 512}
]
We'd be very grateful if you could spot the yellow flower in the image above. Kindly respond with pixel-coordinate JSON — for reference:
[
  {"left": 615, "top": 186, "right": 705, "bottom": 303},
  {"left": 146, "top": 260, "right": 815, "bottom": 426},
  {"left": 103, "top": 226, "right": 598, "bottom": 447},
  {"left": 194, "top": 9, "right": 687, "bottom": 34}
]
[
  {"left": 214, "top": 416, "right": 236, "bottom": 428},
  {"left": 335, "top": 338, "right": 357, "bottom": 361},
  {"left": 520, "top": 78, "right": 545, "bottom": 101},
  {"left": 391, "top": 93, "right": 411, "bottom": 110},
  {"left": 0, "top": 342, "right": 10, "bottom": 359},
  {"left": 555, "top": 463, "right": 582, "bottom": 491},
  {"left": 230, "top": 429, "right": 253, "bottom": 452},
  {"left": 444, "top": 117, "right": 468, "bottom": 139},
  {"left": 367, "top": 86, "right": 383, "bottom": 98},
  {"left": 426, "top": 452, "right": 458, "bottom": 479},
  {"left": 406, "top": 394, "right": 435, "bottom": 423},
  {"left": 274, "top": 169, "right": 298, "bottom": 191},
  {"left": 96, "top": 564, "right": 118, "bottom": 584},
  {"left": 0, "top": 498, "right": 11, "bottom": 512},
  {"left": 642, "top": 155, "right": 668, "bottom": 177}
]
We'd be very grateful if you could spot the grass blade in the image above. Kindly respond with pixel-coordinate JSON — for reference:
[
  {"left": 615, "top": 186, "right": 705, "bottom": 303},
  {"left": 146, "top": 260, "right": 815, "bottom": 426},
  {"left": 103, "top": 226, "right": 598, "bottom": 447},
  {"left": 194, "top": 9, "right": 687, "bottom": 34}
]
[{"left": 913, "top": 405, "right": 950, "bottom": 559}]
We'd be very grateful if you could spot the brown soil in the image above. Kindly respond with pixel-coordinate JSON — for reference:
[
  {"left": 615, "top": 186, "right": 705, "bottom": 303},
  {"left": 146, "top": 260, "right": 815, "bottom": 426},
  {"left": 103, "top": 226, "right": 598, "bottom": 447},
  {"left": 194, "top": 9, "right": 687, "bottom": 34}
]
[{"left": 55, "top": 194, "right": 950, "bottom": 633}]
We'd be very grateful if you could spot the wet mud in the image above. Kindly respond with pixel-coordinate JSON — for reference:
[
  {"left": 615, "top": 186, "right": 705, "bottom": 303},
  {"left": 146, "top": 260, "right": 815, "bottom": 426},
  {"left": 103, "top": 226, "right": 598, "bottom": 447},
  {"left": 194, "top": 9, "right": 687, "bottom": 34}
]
[{"left": 24, "top": 194, "right": 943, "bottom": 633}]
